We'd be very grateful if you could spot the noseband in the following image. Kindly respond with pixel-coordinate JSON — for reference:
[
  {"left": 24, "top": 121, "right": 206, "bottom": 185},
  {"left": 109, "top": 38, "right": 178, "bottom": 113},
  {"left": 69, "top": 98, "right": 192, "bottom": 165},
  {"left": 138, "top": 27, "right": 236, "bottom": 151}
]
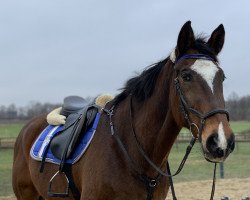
[{"left": 103, "top": 54, "right": 230, "bottom": 200}]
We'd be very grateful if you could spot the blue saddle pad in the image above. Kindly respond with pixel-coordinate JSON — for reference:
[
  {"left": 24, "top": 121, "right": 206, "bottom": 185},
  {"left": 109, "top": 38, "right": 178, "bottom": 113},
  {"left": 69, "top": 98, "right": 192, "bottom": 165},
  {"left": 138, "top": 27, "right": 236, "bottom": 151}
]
[{"left": 30, "top": 112, "right": 101, "bottom": 165}]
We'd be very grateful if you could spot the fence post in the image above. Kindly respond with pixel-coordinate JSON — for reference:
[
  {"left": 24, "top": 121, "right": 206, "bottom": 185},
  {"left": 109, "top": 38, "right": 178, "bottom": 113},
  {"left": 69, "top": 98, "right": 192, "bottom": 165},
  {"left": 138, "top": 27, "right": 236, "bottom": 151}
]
[{"left": 219, "top": 162, "right": 224, "bottom": 179}]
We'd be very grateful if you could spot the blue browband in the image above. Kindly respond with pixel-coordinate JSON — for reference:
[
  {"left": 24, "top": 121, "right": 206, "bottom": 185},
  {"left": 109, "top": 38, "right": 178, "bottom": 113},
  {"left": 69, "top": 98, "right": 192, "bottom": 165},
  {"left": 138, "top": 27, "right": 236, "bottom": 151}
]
[{"left": 175, "top": 54, "right": 215, "bottom": 64}]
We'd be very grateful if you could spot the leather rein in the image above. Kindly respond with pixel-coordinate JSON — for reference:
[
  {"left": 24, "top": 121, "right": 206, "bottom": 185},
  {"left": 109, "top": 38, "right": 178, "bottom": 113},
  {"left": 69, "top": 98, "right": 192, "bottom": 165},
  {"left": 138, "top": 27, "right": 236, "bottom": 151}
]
[{"left": 103, "top": 54, "right": 229, "bottom": 200}]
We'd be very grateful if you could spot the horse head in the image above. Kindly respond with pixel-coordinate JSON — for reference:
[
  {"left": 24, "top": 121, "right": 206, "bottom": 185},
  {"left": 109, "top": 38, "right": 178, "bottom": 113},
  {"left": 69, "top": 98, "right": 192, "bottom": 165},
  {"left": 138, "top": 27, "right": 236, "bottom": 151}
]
[{"left": 170, "top": 21, "right": 235, "bottom": 163}]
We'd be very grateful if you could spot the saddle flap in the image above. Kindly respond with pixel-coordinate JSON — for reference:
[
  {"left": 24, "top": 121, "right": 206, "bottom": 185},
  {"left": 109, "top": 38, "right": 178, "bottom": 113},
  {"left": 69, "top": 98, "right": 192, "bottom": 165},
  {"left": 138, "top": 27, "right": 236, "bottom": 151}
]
[{"left": 50, "top": 106, "right": 98, "bottom": 160}]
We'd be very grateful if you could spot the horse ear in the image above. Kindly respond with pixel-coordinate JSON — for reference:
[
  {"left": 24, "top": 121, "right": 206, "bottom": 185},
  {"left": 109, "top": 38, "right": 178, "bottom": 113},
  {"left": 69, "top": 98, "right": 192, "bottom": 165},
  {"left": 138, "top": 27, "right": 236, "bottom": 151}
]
[
  {"left": 176, "top": 21, "right": 195, "bottom": 57},
  {"left": 207, "top": 24, "right": 225, "bottom": 55}
]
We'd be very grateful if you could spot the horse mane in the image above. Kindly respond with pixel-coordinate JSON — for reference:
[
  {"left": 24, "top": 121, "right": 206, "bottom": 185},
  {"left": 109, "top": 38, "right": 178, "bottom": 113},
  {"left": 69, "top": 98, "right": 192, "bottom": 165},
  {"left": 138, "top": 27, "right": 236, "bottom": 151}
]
[
  {"left": 113, "top": 36, "right": 218, "bottom": 105},
  {"left": 113, "top": 57, "right": 169, "bottom": 104}
]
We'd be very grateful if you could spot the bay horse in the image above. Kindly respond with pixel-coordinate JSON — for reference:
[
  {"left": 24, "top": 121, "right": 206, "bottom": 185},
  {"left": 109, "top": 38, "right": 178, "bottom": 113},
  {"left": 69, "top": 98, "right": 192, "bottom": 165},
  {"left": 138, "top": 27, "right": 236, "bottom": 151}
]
[{"left": 12, "top": 21, "right": 235, "bottom": 200}]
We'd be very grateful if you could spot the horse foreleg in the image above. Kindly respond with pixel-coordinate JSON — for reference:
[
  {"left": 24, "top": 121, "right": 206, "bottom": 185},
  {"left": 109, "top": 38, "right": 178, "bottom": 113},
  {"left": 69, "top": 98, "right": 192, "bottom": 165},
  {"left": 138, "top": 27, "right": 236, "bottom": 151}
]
[
  {"left": 12, "top": 159, "right": 41, "bottom": 200},
  {"left": 12, "top": 144, "right": 40, "bottom": 199}
]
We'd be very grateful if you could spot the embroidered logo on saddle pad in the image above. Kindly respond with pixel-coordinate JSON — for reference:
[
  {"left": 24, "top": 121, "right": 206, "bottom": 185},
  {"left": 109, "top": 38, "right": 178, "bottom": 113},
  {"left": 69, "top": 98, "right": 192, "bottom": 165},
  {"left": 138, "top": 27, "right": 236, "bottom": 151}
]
[{"left": 30, "top": 113, "right": 101, "bottom": 165}]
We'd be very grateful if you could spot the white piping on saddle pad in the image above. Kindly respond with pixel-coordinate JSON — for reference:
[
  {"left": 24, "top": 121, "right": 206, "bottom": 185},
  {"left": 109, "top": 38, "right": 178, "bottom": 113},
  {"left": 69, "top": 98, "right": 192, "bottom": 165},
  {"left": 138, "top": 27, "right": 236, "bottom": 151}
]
[{"left": 38, "top": 126, "right": 59, "bottom": 158}]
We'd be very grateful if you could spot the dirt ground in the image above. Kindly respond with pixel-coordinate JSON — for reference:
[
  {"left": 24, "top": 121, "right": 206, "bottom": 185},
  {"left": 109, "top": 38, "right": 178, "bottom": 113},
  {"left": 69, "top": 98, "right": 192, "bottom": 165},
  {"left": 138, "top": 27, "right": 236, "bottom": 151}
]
[
  {"left": 166, "top": 178, "right": 250, "bottom": 200},
  {"left": 0, "top": 196, "right": 15, "bottom": 200},
  {"left": 1, "top": 178, "right": 249, "bottom": 200}
]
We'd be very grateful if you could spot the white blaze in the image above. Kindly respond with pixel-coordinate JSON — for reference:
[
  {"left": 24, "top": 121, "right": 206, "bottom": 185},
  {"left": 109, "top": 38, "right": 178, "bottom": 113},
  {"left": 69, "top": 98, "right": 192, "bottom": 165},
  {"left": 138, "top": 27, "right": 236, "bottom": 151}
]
[
  {"left": 218, "top": 122, "right": 227, "bottom": 150},
  {"left": 191, "top": 60, "right": 219, "bottom": 93}
]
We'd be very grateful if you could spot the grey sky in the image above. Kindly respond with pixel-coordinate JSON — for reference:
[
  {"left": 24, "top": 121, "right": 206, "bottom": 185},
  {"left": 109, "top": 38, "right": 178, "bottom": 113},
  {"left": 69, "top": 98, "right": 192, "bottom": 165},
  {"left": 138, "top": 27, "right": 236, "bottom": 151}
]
[{"left": 0, "top": 0, "right": 249, "bottom": 106}]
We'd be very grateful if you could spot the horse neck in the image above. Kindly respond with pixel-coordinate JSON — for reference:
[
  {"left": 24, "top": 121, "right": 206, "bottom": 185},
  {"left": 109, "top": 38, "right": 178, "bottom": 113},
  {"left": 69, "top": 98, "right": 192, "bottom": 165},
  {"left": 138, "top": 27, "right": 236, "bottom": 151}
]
[{"left": 113, "top": 60, "right": 181, "bottom": 176}]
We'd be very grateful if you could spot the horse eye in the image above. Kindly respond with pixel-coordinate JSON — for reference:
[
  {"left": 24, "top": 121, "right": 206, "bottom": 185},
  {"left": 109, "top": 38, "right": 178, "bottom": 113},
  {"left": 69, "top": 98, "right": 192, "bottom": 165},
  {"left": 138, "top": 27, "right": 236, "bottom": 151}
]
[{"left": 181, "top": 72, "right": 192, "bottom": 82}]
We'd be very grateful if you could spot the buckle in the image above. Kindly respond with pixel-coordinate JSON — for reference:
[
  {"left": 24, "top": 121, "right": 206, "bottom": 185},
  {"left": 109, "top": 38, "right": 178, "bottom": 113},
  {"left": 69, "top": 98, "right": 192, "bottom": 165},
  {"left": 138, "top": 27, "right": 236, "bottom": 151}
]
[{"left": 189, "top": 123, "right": 199, "bottom": 139}]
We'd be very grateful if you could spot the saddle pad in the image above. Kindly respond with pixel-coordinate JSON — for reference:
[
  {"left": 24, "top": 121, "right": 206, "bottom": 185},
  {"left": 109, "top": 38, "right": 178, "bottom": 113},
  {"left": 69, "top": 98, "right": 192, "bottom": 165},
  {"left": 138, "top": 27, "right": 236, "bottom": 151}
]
[{"left": 30, "top": 112, "right": 101, "bottom": 165}]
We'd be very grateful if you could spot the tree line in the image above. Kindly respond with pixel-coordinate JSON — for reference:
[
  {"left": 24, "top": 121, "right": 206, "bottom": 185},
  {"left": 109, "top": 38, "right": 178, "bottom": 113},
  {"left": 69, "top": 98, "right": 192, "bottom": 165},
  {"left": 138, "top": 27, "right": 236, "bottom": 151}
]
[
  {"left": 0, "top": 101, "right": 60, "bottom": 120},
  {"left": 0, "top": 94, "right": 249, "bottom": 121},
  {"left": 226, "top": 93, "right": 250, "bottom": 121}
]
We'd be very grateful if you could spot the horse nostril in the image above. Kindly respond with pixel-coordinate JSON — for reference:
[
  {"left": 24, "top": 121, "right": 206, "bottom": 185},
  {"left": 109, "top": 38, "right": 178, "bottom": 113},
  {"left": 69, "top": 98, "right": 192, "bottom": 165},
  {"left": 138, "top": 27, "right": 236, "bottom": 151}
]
[
  {"left": 215, "top": 147, "right": 224, "bottom": 158},
  {"left": 206, "top": 133, "right": 218, "bottom": 151},
  {"left": 227, "top": 135, "right": 235, "bottom": 152},
  {"left": 206, "top": 133, "right": 225, "bottom": 158}
]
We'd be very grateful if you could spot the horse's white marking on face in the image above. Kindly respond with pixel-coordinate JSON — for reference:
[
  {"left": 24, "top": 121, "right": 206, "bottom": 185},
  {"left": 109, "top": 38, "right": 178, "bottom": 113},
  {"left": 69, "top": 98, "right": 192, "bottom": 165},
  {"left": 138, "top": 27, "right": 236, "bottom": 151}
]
[
  {"left": 191, "top": 60, "right": 219, "bottom": 93},
  {"left": 217, "top": 122, "right": 227, "bottom": 150}
]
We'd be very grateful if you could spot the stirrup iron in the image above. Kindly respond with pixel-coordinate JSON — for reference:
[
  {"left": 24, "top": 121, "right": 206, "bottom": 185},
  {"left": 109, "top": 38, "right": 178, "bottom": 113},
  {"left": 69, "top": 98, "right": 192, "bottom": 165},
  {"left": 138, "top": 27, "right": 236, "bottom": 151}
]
[{"left": 48, "top": 171, "right": 70, "bottom": 198}]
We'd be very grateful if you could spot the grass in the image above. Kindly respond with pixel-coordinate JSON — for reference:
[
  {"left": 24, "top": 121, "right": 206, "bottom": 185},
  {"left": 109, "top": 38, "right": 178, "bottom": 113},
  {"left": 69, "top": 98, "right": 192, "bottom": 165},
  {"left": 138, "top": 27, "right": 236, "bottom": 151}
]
[
  {"left": 0, "top": 123, "right": 25, "bottom": 138},
  {"left": 229, "top": 121, "right": 250, "bottom": 133},
  {"left": 168, "top": 142, "right": 250, "bottom": 183},
  {"left": 180, "top": 121, "right": 250, "bottom": 135},
  {"left": 0, "top": 149, "right": 13, "bottom": 196}
]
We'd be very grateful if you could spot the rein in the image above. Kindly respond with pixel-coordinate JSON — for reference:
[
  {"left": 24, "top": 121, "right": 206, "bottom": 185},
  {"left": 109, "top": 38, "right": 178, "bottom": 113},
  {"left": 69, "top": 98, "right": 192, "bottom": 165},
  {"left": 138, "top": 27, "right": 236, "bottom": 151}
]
[
  {"left": 103, "top": 54, "right": 230, "bottom": 200},
  {"left": 103, "top": 98, "right": 196, "bottom": 200}
]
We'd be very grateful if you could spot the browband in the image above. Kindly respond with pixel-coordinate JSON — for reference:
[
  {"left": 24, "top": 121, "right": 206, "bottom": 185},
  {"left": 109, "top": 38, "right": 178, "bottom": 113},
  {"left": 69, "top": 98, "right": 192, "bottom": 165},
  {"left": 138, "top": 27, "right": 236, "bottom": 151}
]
[{"left": 175, "top": 54, "right": 215, "bottom": 64}]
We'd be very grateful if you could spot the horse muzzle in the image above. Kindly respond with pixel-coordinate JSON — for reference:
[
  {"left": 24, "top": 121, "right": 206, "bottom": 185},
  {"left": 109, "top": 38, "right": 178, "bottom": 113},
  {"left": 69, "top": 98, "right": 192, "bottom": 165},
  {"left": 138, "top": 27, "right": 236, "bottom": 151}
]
[{"left": 203, "top": 133, "right": 235, "bottom": 163}]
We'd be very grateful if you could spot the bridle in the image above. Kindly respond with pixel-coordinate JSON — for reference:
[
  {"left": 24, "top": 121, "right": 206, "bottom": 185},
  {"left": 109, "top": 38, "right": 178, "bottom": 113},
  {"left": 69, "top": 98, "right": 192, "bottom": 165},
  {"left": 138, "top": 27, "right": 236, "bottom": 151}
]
[
  {"left": 174, "top": 76, "right": 229, "bottom": 138},
  {"left": 103, "top": 53, "right": 230, "bottom": 200},
  {"left": 174, "top": 57, "right": 230, "bottom": 137},
  {"left": 172, "top": 54, "right": 230, "bottom": 200}
]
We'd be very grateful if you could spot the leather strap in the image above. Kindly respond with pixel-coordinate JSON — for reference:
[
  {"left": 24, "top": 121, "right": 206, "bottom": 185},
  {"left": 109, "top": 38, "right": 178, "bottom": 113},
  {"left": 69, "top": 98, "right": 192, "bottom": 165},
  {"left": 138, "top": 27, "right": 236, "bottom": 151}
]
[
  {"left": 103, "top": 99, "right": 197, "bottom": 200},
  {"left": 167, "top": 162, "right": 177, "bottom": 200},
  {"left": 129, "top": 95, "right": 197, "bottom": 177},
  {"left": 172, "top": 75, "right": 228, "bottom": 200},
  {"left": 174, "top": 78, "right": 229, "bottom": 131},
  {"left": 175, "top": 54, "right": 214, "bottom": 64},
  {"left": 104, "top": 100, "right": 196, "bottom": 178},
  {"left": 63, "top": 164, "right": 81, "bottom": 200},
  {"left": 210, "top": 163, "right": 217, "bottom": 200}
]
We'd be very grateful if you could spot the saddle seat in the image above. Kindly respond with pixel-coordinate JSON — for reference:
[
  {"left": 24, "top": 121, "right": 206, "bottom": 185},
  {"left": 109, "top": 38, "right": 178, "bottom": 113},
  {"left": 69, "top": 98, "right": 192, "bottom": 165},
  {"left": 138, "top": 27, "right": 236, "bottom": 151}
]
[
  {"left": 61, "top": 96, "right": 89, "bottom": 117},
  {"left": 50, "top": 96, "right": 99, "bottom": 161}
]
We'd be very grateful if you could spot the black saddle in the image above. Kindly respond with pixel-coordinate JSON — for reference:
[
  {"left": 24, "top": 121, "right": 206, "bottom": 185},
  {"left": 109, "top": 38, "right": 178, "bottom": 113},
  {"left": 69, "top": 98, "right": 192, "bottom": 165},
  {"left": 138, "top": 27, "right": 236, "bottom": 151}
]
[
  {"left": 50, "top": 96, "right": 98, "bottom": 160},
  {"left": 60, "top": 96, "right": 89, "bottom": 117}
]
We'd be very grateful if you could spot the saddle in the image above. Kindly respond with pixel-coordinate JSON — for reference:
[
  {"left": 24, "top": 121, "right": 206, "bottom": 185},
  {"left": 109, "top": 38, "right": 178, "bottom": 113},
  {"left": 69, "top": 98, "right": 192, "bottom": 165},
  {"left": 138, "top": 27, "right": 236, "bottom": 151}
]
[
  {"left": 50, "top": 96, "right": 98, "bottom": 160},
  {"left": 41, "top": 94, "right": 113, "bottom": 198}
]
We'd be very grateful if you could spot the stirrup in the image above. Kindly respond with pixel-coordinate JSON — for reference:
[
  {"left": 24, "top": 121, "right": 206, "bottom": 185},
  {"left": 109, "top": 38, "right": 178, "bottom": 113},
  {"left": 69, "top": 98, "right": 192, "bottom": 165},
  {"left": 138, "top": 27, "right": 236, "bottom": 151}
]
[{"left": 48, "top": 171, "right": 69, "bottom": 198}]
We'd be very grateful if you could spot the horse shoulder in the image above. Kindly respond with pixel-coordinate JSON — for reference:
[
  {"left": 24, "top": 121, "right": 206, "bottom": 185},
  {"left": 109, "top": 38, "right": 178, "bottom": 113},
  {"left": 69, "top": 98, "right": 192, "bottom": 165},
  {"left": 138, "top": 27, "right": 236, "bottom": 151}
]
[{"left": 18, "top": 115, "right": 48, "bottom": 160}]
